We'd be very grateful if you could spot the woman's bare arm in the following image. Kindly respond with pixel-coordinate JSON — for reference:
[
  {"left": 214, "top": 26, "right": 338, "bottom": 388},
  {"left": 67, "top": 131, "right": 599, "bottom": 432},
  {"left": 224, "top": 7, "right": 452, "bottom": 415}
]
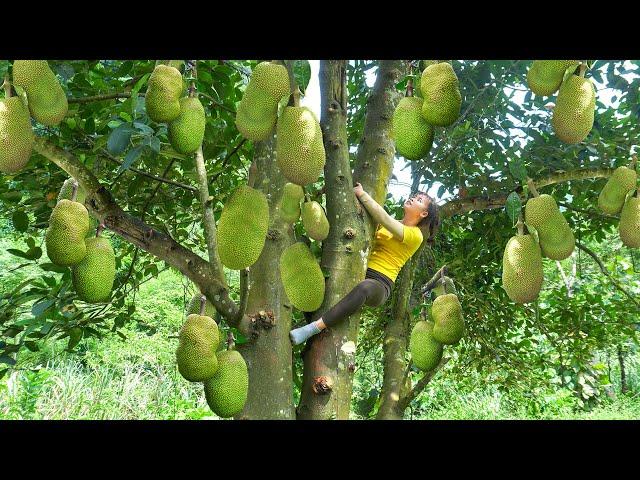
[{"left": 355, "top": 187, "right": 405, "bottom": 240}]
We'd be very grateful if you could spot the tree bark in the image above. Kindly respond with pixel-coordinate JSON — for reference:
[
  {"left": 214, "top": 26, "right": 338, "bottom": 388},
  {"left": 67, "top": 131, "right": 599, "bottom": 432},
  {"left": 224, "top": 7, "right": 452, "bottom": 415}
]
[{"left": 617, "top": 345, "right": 627, "bottom": 394}]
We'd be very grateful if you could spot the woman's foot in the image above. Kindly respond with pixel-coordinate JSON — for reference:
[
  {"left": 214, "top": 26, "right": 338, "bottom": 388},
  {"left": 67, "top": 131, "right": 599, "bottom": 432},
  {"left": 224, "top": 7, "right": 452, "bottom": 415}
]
[{"left": 289, "top": 321, "right": 322, "bottom": 345}]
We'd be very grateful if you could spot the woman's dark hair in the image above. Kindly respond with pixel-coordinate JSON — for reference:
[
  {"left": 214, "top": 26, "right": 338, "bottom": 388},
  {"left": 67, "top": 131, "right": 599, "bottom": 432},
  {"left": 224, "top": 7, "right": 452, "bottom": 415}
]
[{"left": 416, "top": 193, "right": 441, "bottom": 245}]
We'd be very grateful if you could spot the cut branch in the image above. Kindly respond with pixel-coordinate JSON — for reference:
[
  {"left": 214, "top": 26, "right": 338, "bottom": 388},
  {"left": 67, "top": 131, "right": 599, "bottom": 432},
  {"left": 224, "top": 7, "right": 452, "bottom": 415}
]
[
  {"left": 397, "top": 357, "right": 450, "bottom": 411},
  {"left": 68, "top": 92, "right": 133, "bottom": 104}
]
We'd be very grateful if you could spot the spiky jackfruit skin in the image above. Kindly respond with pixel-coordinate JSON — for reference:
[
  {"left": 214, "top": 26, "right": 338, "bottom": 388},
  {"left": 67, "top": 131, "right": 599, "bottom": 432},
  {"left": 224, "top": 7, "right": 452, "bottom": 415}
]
[
  {"left": 392, "top": 97, "right": 434, "bottom": 160},
  {"left": 598, "top": 166, "right": 637, "bottom": 215},
  {"left": 419, "top": 63, "right": 462, "bottom": 127},
  {"left": 176, "top": 314, "right": 220, "bottom": 382},
  {"left": 276, "top": 106, "right": 326, "bottom": 186},
  {"left": 525, "top": 194, "right": 575, "bottom": 260},
  {"left": 279, "top": 183, "right": 304, "bottom": 223},
  {"left": 217, "top": 185, "right": 269, "bottom": 270},
  {"left": 301, "top": 201, "right": 329, "bottom": 241},
  {"left": 527, "top": 60, "right": 580, "bottom": 97},
  {"left": 57, "top": 177, "right": 86, "bottom": 204},
  {"left": 45, "top": 200, "right": 90, "bottom": 266},
  {"left": 619, "top": 195, "right": 640, "bottom": 248},
  {"left": 203, "top": 350, "right": 248, "bottom": 418},
  {"left": 186, "top": 293, "right": 216, "bottom": 318},
  {"left": 168, "top": 97, "right": 206, "bottom": 154},
  {"left": 431, "top": 294, "right": 465, "bottom": 345},
  {"left": 551, "top": 75, "right": 596, "bottom": 144},
  {"left": 502, "top": 234, "right": 544, "bottom": 304},
  {"left": 280, "top": 242, "right": 325, "bottom": 312},
  {"left": 72, "top": 236, "right": 116, "bottom": 303},
  {"left": 235, "top": 62, "right": 290, "bottom": 142},
  {"left": 12, "top": 60, "right": 68, "bottom": 126},
  {"left": 409, "top": 320, "right": 443, "bottom": 371},
  {"left": 0, "top": 97, "right": 34, "bottom": 174},
  {"left": 145, "top": 65, "right": 183, "bottom": 123}
]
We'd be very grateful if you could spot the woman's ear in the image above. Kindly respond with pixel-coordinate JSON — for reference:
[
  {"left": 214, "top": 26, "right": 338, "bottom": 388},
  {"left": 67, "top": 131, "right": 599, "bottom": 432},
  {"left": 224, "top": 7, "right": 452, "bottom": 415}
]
[{"left": 421, "top": 209, "right": 429, "bottom": 218}]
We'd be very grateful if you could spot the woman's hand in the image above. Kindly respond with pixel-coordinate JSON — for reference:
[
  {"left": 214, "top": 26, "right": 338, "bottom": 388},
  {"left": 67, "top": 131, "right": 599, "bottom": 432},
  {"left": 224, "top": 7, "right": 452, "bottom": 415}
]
[{"left": 354, "top": 182, "right": 364, "bottom": 198}]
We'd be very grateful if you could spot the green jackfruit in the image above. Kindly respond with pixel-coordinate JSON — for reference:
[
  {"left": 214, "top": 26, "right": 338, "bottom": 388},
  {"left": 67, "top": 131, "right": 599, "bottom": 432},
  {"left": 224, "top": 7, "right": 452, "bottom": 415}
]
[
  {"left": 168, "top": 96, "right": 206, "bottom": 154},
  {"left": 392, "top": 97, "right": 434, "bottom": 160},
  {"left": 431, "top": 293, "right": 465, "bottom": 345},
  {"left": 235, "top": 61, "right": 290, "bottom": 142},
  {"left": 598, "top": 166, "right": 637, "bottom": 215},
  {"left": 217, "top": 185, "right": 269, "bottom": 270},
  {"left": 276, "top": 106, "right": 326, "bottom": 186},
  {"left": 57, "top": 177, "right": 86, "bottom": 204},
  {"left": 145, "top": 64, "right": 183, "bottom": 123},
  {"left": 12, "top": 60, "right": 68, "bottom": 126},
  {"left": 501, "top": 233, "right": 544, "bottom": 304},
  {"left": 419, "top": 62, "right": 462, "bottom": 127},
  {"left": 0, "top": 96, "right": 34, "bottom": 174},
  {"left": 279, "top": 183, "right": 304, "bottom": 223},
  {"left": 280, "top": 242, "right": 325, "bottom": 312},
  {"left": 619, "top": 194, "right": 640, "bottom": 248},
  {"left": 409, "top": 320, "right": 443, "bottom": 371},
  {"left": 45, "top": 199, "right": 90, "bottom": 266},
  {"left": 203, "top": 350, "right": 248, "bottom": 418},
  {"left": 301, "top": 201, "right": 330, "bottom": 241},
  {"left": 72, "top": 236, "right": 116, "bottom": 303},
  {"left": 186, "top": 293, "right": 216, "bottom": 318},
  {"left": 525, "top": 194, "right": 575, "bottom": 260},
  {"left": 176, "top": 313, "right": 220, "bottom": 382},
  {"left": 157, "top": 60, "right": 184, "bottom": 71},
  {"left": 551, "top": 74, "right": 596, "bottom": 144},
  {"left": 527, "top": 60, "right": 580, "bottom": 97}
]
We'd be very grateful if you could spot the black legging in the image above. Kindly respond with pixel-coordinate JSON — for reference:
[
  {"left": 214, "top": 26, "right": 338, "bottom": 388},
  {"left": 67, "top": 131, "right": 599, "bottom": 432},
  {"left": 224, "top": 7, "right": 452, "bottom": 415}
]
[{"left": 321, "top": 269, "right": 393, "bottom": 327}]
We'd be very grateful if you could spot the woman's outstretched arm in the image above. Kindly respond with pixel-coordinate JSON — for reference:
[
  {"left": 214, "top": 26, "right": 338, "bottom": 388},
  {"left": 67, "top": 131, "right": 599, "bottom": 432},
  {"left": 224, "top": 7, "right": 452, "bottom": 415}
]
[{"left": 354, "top": 183, "right": 405, "bottom": 240}]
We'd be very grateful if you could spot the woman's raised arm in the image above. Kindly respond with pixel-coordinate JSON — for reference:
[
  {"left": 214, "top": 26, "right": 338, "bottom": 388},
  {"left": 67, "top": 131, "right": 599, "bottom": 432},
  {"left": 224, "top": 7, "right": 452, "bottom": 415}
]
[{"left": 354, "top": 183, "right": 405, "bottom": 240}]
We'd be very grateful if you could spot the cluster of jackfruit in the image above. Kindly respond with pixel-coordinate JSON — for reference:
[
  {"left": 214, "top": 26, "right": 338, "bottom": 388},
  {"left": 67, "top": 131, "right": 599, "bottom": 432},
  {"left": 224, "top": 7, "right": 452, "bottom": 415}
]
[
  {"left": 527, "top": 61, "right": 580, "bottom": 97},
  {"left": 524, "top": 194, "right": 575, "bottom": 260},
  {"left": 391, "top": 61, "right": 461, "bottom": 161},
  {"left": 13, "top": 60, "right": 68, "bottom": 126},
  {"left": 598, "top": 164, "right": 639, "bottom": 248},
  {"left": 279, "top": 242, "right": 325, "bottom": 312},
  {"left": 277, "top": 183, "right": 330, "bottom": 242}
]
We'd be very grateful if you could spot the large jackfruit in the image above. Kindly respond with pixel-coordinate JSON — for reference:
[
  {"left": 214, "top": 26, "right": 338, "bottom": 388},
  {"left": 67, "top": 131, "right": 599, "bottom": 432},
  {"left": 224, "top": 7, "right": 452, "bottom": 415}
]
[
  {"left": 235, "top": 61, "right": 290, "bottom": 142},
  {"left": 203, "top": 350, "right": 248, "bottom": 418},
  {"left": 419, "top": 62, "right": 462, "bottom": 127},
  {"left": 409, "top": 320, "right": 443, "bottom": 372},
  {"left": 72, "top": 236, "right": 116, "bottom": 303},
  {"left": 186, "top": 293, "right": 216, "bottom": 318},
  {"left": 391, "top": 96, "right": 434, "bottom": 160},
  {"left": 598, "top": 166, "right": 637, "bottom": 215},
  {"left": 12, "top": 60, "right": 68, "bottom": 126},
  {"left": 45, "top": 199, "right": 90, "bottom": 266},
  {"left": 431, "top": 293, "right": 465, "bottom": 345},
  {"left": 168, "top": 96, "right": 206, "bottom": 154},
  {"left": 501, "top": 233, "right": 544, "bottom": 304},
  {"left": 217, "top": 185, "right": 269, "bottom": 270},
  {"left": 619, "top": 194, "right": 640, "bottom": 248},
  {"left": 276, "top": 106, "right": 326, "bottom": 186},
  {"left": 0, "top": 96, "right": 34, "bottom": 174},
  {"left": 525, "top": 194, "right": 575, "bottom": 260},
  {"left": 527, "top": 60, "right": 580, "bottom": 97},
  {"left": 551, "top": 74, "right": 596, "bottom": 144},
  {"left": 301, "top": 200, "right": 329, "bottom": 241},
  {"left": 176, "top": 313, "right": 220, "bottom": 382},
  {"left": 145, "top": 64, "right": 183, "bottom": 123},
  {"left": 280, "top": 242, "right": 325, "bottom": 312},
  {"left": 279, "top": 183, "right": 304, "bottom": 223}
]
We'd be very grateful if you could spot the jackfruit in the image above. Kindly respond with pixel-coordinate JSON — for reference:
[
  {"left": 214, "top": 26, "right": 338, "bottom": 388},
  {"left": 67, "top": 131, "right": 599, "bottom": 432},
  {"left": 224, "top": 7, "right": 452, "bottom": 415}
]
[
  {"left": 619, "top": 194, "right": 640, "bottom": 248},
  {"left": 551, "top": 74, "right": 596, "bottom": 144},
  {"left": 525, "top": 194, "right": 575, "bottom": 260},
  {"left": 217, "top": 185, "right": 269, "bottom": 270},
  {"left": 45, "top": 199, "right": 90, "bottom": 266},
  {"left": 0, "top": 96, "right": 34, "bottom": 174},
  {"left": 598, "top": 166, "right": 637, "bottom": 215},
  {"left": 176, "top": 313, "right": 220, "bottom": 382},
  {"left": 145, "top": 64, "right": 183, "bottom": 123},
  {"left": 57, "top": 177, "right": 86, "bottom": 204},
  {"left": 276, "top": 106, "right": 326, "bottom": 186},
  {"left": 409, "top": 320, "right": 443, "bottom": 372},
  {"left": 392, "top": 96, "right": 434, "bottom": 160},
  {"left": 527, "top": 60, "right": 580, "bottom": 97},
  {"left": 186, "top": 293, "right": 216, "bottom": 318},
  {"left": 501, "top": 233, "right": 544, "bottom": 304},
  {"left": 279, "top": 242, "right": 325, "bottom": 312},
  {"left": 431, "top": 293, "right": 465, "bottom": 345},
  {"left": 72, "top": 236, "right": 116, "bottom": 303},
  {"left": 235, "top": 61, "right": 290, "bottom": 142},
  {"left": 419, "top": 62, "right": 462, "bottom": 127},
  {"left": 168, "top": 96, "right": 206, "bottom": 154},
  {"left": 301, "top": 201, "right": 330, "bottom": 241},
  {"left": 203, "top": 350, "right": 248, "bottom": 418},
  {"left": 279, "top": 183, "right": 304, "bottom": 223},
  {"left": 12, "top": 60, "right": 68, "bottom": 127}
]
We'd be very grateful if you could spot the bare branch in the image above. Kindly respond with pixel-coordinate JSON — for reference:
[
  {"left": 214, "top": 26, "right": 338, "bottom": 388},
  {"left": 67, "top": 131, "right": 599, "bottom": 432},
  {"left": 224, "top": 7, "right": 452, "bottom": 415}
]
[{"left": 398, "top": 357, "right": 450, "bottom": 411}]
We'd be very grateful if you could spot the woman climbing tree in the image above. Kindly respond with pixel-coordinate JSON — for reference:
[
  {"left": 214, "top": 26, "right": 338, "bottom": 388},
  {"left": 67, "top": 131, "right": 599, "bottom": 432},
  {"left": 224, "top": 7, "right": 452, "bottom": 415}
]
[{"left": 289, "top": 182, "right": 441, "bottom": 345}]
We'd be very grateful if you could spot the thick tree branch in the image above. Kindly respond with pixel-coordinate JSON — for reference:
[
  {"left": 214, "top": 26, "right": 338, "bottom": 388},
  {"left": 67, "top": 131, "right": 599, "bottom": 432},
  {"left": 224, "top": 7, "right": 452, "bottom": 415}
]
[
  {"left": 397, "top": 356, "right": 450, "bottom": 411},
  {"left": 68, "top": 92, "right": 132, "bottom": 104},
  {"left": 234, "top": 268, "right": 250, "bottom": 324}
]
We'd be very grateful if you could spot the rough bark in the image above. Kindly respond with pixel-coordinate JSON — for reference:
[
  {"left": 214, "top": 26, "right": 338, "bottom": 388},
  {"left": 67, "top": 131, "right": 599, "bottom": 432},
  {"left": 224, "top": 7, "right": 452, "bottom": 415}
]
[{"left": 618, "top": 345, "right": 627, "bottom": 394}]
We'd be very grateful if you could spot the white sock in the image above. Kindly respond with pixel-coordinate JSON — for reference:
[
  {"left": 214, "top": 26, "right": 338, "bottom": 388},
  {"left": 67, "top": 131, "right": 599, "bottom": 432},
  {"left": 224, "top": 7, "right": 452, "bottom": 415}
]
[{"left": 289, "top": 321, "right": 322, "bottom": 345}]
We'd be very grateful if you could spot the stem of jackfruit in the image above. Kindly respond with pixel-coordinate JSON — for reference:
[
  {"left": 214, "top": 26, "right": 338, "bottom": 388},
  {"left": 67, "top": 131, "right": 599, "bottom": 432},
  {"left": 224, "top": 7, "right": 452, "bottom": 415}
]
[
  {"left": 226, "top": 331, "right": 235, "bottom": 350},
  {"left": 71, "top": 180, "right": 79, "bottom": 202},
  {"left": 292, "top": 86, "right": 301, "bottom": 107},
  {"left": 578, "top": 63, "right": 587, "bottom": 78},
  {"left": 199, "top": 294, "right": 206, "bottom": 316},
  {"left": 629, "top": 154, "right": 637, "bottom": 171},
  {"left": 526, "top": 177, "right": 539, "bottom": 197},
  {"left": 96, "top": 223, "right": 105, "bottom": 237},
  {"left": 516, "top": 216, "right": 524, "bottom": 235},
  {"left": 406, "top": 77, "right": 413, "bottom": 97},
  {"left": 3, "top": 74, "right": 11, "bottom": 98}
]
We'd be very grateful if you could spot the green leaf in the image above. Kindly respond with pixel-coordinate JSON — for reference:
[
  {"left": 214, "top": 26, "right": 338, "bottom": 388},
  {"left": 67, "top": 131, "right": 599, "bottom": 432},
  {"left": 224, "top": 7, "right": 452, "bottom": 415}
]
[
  {"left": 107, "top": 123, "right": 135, "bottom": 155},
  {"left": 40, "top": 263, "right": 69, "bottom": 273},
  {"left": 508, "top": 157, "right": 527, "bottom": 182},
  {"left": 505, "top": 191, "right": 522, "bottom": 225},
  {"left": 6, "top": 248, "right": 32, "bottom": 260},
  {"left": 293, "top": 60, "right": 311, "bottom": 94},
  {"left": 0, "top": 355, "right": 16, "bottom": 366},
  {"left": 11, "top": 211, "right": 29, "bottom": 232},
  {"left": 118, "top": 145, "right": 145, "bottom": 174},
  {"left": 31, "top": 298, "right": 56, "bottom": 318}
]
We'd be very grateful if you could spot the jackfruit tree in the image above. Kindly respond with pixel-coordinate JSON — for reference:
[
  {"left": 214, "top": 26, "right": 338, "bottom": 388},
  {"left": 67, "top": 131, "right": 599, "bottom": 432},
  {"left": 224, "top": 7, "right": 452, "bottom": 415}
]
[{"left": 1, "top": 59, "right": 639, "bottom": 421}]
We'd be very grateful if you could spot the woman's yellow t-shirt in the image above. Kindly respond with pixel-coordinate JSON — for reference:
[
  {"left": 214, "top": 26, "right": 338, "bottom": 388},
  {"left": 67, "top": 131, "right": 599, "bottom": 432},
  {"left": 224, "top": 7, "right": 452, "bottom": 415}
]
[{"left": 367, "top": 225, "right": 424, "bottom": 282}]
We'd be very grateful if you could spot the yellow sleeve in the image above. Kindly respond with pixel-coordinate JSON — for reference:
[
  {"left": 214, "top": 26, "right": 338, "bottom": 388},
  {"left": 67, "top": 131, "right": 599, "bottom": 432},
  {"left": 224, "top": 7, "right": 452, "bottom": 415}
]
[{"left": 402, "top": 226, "right": 423, "bottom": 249}]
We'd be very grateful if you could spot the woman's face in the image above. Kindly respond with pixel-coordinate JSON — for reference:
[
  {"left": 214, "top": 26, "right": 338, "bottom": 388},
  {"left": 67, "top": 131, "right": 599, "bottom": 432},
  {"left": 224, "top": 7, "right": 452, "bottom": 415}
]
[{"left": 403, "top": 193, "right": 430, "bottom": 218}]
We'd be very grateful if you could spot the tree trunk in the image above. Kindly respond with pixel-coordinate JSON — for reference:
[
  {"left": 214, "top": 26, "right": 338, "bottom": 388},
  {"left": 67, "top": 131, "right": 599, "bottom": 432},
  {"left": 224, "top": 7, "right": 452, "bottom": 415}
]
[{"left": 617, "top": 345, "right": 627, "bottom": 395}]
